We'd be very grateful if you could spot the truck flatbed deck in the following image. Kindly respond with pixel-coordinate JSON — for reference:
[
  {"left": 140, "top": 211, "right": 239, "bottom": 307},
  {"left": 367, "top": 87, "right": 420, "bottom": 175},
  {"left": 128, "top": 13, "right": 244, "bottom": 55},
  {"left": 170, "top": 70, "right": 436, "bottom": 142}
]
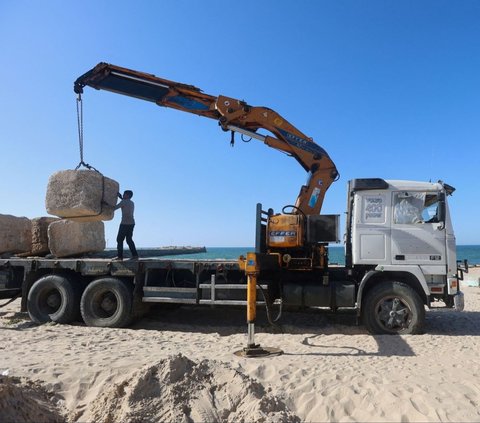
[{"left": 0, "top": 255, "right": 272, "bottom": 317}]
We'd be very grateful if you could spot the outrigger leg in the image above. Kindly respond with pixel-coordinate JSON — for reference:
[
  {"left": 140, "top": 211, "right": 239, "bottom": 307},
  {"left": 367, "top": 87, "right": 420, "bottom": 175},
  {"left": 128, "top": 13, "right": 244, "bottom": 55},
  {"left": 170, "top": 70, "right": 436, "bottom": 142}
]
[{"left": 234, "top": 253, "right": 283, "bottom": 358}]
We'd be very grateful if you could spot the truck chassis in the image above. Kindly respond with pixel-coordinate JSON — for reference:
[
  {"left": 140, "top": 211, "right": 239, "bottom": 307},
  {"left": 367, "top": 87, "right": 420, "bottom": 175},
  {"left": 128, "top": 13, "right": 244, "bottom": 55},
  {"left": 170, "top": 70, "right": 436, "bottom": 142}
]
[{"left": 0, "top": 251, "right": 438, "bottom": 335}]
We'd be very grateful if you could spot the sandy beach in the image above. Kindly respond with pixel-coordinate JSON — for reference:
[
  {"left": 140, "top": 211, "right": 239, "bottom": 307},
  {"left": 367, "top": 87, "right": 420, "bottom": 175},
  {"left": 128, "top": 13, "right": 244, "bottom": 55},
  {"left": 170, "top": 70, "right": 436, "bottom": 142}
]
[{"left": 1, "top": 268, "right": 479, "bottom": 422}]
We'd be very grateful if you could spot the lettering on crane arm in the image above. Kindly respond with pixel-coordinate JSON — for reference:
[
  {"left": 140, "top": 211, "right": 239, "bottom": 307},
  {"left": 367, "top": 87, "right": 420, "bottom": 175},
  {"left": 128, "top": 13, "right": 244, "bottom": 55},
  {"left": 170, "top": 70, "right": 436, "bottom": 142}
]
[
  {"left": 168, "top": 95, "right": 210, "bottom": 111},
  {"left": 276, "top": 128, "right": 328, "bottom": 157}
]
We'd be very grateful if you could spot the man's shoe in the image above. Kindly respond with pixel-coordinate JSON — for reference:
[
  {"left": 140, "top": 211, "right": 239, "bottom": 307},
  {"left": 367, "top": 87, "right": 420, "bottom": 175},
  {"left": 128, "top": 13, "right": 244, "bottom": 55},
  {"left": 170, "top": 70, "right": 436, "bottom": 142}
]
[
  {"left": 112, "top": 256, "right": 123, "bottom": 261},
  {"left": 131, "top": 255, "right": 139, "bottom": 260}
]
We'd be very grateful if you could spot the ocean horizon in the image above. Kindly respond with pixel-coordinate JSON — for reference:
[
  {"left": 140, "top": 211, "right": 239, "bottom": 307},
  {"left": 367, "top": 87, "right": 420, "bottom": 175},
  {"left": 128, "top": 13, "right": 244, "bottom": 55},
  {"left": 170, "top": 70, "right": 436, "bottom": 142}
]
[{"left": 152, "top": 245, "right": 480, "bottom": 266}]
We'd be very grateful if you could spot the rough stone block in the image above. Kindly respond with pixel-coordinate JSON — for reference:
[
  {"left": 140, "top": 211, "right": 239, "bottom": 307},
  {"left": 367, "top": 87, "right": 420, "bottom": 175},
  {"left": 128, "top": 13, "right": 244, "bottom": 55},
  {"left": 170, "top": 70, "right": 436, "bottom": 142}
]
[
  {"left": 0, "top": 214, "right": 32, "bottom": 254},
  {"left": 30, "top": 217, "right": 59, "bottom": 256},
  {"left": 48, "top": 220, "right": 106, "bottom": 258},
  {"left": 45, "top": 170, "right": 119, "bottom": 222}
]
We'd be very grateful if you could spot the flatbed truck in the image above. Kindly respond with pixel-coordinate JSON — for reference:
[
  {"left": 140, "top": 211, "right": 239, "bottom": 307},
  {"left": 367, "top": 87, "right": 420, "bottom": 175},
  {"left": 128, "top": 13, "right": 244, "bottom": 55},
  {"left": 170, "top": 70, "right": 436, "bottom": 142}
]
[
  {"left": 0, "top": 179, "right": 465, "bottom": 334},
  {"left": 0, "top": 64, "right": 466, "bottom": 335}
]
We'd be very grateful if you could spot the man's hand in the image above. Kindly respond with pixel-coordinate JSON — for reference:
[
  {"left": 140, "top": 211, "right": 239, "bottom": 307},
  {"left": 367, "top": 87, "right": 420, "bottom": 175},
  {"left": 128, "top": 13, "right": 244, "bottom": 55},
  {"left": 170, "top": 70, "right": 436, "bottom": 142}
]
[{"left": 117, "top": 192, "right": 123, "bottom": 200}]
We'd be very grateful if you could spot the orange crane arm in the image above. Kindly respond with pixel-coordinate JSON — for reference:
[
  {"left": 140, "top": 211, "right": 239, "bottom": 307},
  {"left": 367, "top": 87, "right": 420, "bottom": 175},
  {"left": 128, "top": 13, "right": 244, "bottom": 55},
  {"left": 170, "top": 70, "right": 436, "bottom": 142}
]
[{"left": 74, "top": 63, "right": 338, "bottom": 215}]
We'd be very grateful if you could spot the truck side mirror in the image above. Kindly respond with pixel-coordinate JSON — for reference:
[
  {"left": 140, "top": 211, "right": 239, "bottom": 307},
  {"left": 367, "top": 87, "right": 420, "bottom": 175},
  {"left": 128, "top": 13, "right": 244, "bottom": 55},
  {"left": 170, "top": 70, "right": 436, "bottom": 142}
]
[{"left": 437, "top": 192, "right": 446, "bottom": 223}]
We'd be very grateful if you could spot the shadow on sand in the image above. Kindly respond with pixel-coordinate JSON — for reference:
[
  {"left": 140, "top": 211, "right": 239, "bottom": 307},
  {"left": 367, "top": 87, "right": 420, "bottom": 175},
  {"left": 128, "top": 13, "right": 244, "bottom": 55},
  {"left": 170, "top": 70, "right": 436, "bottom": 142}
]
[{"left": 4, "top": 299, "right": 480, "bottom": 357}]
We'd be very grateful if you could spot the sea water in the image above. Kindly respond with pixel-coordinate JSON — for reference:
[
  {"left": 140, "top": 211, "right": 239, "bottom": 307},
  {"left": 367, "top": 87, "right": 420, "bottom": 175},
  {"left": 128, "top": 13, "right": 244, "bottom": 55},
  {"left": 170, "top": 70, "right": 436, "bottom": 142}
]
[{"left": 163, "top": 245, "right": 480, "bottom": 265}]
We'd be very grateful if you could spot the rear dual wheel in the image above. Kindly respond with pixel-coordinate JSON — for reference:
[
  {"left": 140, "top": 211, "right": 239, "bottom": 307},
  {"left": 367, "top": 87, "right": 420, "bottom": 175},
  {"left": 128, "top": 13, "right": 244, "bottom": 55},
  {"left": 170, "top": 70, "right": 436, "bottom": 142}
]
[
  {"left": 80, "top": 278, "right": 133, "bottom": 328},
  {"left": 27, "top": 275, "right": 82, "bottom": 324}
]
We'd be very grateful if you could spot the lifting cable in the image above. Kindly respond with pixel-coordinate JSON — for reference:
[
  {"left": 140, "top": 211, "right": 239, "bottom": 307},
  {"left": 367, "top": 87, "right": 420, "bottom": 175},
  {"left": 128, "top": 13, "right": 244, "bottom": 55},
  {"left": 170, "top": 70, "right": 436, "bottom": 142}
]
[
  {"left": 75, "top": 93, "right": 100, "bottom": 173},
  {"left": 72, "top": 93, "right": 106, "bottom": 218}
]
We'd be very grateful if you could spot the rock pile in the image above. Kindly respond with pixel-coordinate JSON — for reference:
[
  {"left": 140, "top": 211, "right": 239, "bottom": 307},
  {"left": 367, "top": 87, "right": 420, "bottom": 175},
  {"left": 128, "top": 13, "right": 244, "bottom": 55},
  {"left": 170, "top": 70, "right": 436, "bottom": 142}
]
[{"left": 1, "top": 169, "right": 119, "bottom": 258}]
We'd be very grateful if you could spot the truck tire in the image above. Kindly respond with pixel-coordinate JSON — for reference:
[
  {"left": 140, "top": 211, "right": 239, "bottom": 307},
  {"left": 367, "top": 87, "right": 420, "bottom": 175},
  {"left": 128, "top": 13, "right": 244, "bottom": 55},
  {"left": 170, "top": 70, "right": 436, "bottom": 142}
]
[
  {"left": 27, "top": 275, "right": 81, "bottom": 324},
  {"left": 80, "top": 278, "right": 132, "bottom": 328},
  {"left": 362, "top": 281, "right": 425, "bottom": 335}
]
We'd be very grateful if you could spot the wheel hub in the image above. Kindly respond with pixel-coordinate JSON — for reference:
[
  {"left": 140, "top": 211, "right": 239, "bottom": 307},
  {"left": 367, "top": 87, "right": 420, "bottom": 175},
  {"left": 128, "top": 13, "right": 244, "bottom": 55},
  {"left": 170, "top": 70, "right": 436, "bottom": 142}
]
[
  {"left": 377, "top": 297, "right": 411, "bottom": 331},
  {"left": 46, "top": 292, "right": 61, "bottom": 309},
  {"left": 100, "top": 293, "right": 117, "bottom": 312}
]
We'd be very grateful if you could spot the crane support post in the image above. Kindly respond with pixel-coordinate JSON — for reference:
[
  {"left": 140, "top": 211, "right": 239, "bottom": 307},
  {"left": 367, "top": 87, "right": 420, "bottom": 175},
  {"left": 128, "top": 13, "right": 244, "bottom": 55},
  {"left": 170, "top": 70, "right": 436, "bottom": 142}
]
[{"left": 245, "top": 252, "right": 259, "bottom": 324}]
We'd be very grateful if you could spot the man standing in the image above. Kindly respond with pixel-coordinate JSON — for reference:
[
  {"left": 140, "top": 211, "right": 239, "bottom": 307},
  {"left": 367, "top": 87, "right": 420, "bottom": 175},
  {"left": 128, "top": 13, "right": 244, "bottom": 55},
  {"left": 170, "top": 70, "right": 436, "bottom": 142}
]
[{"left": 114, "top": 190, "right": 138, "bottom": 260}]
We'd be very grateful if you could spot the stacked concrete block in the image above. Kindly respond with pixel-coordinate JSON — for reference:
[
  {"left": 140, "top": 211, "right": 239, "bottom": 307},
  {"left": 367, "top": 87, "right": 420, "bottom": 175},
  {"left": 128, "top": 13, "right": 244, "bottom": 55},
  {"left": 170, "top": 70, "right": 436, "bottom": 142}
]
[
  {"left": 30, "top": 217, "right": 60, "bottom": 256},
  {"left": 48, "top": 220, "right": 106, "bottom": 258},
  {"left": 0, "top": 214, "right": 32, "bottom": 254},
  {"left": 45, "top": 170, "right": 119, "bottom": 222}
]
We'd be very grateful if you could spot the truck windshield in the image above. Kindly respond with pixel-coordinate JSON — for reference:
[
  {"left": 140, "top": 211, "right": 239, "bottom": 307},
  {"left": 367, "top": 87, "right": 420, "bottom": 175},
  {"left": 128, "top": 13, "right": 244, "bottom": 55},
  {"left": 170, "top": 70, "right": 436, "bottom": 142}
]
[{"left": 393, "top": 192, "right": 440, "bottom": 224}]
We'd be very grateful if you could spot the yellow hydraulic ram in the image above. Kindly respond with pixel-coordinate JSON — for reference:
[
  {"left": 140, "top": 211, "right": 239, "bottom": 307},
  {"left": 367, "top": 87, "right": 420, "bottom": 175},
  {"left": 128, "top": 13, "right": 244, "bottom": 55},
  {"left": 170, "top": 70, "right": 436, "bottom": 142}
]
[{"left": 235, "top": 253, "right": 283, "bottom": 357}]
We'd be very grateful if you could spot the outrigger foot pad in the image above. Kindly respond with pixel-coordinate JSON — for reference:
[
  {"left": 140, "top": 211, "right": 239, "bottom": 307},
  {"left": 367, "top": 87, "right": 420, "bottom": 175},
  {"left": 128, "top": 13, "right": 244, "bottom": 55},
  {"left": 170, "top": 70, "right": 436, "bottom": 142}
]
[{"left": 234, "top": 345, "right": 283, "bottom": 358}]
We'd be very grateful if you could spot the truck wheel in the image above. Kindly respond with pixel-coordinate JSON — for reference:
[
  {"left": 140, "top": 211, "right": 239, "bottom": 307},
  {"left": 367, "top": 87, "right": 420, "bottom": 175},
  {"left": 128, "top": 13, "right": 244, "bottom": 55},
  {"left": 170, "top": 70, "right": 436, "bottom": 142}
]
[
  {"left": 27, "top": 275, "right": 81, "bottom": 324},
  {"left": 80, "top": 278, "right": 132, "bottom": 328},
  {"left": 362, "top": 281, "right": 425, "bottom": 335}
]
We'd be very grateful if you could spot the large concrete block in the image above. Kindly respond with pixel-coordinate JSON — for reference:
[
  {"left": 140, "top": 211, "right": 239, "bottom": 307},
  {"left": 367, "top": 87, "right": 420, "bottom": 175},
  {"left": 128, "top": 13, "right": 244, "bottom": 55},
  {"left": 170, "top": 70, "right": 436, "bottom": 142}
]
[
  {"left": 30, "top": 217, "right": 59, "bottom": 256},
  {"left": 0, "top": 214, "right": 32, "bottom": 254},
  {"left": 48, "top": 220, "right": 106, "bottom": 258},
  {"left": 45, "top": 170, "right": 119, "bottom": 222}
]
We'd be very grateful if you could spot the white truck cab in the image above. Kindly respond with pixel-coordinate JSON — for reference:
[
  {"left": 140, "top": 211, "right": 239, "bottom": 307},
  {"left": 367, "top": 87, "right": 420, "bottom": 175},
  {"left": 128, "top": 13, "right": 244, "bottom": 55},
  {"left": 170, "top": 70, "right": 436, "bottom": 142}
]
[{"left": 345, "top": 178, "right": 463, "bottom": 333}]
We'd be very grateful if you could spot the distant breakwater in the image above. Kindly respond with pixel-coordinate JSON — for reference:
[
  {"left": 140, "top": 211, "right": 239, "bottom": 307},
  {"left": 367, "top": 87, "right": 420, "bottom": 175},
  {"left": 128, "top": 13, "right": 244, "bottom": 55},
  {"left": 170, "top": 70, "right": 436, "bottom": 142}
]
[{"left": 90, "top": 246, "right": 206, "bottom": 259}]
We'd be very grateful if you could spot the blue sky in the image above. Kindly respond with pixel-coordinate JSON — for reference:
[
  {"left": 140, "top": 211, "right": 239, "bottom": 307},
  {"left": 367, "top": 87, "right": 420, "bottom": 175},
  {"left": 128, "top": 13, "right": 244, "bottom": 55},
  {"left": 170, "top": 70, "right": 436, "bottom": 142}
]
[{"left": 1, "top": 1, "right": 479, "bottom": 247}]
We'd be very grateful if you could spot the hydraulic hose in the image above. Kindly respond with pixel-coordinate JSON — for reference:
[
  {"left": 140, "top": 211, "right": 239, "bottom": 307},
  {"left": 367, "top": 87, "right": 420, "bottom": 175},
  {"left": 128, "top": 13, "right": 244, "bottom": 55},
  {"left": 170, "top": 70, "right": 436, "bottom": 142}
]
[
  {"left": 0, "top": 290, "right": 22, "bottom": 308},
  {"left": 257, "top": 282, "right": 283, "bottom": 327}
]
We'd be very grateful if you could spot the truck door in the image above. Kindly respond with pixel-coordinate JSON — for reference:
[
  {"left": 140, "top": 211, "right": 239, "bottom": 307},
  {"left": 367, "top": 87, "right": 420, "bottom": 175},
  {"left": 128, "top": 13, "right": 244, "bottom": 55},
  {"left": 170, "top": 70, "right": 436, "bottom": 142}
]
[
  {"left": 391, "top": 191, "right": 446, "bottom": 266},
  {"left": 351, "top": 191, "right": 391, "bottom": 265}
]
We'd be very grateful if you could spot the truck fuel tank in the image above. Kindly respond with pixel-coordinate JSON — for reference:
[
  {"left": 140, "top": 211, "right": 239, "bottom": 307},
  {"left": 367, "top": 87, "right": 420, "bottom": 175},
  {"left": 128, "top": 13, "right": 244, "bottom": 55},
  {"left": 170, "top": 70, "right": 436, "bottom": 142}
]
[{"left": 282, "top": 279, "right": 356, "bottom": 308}]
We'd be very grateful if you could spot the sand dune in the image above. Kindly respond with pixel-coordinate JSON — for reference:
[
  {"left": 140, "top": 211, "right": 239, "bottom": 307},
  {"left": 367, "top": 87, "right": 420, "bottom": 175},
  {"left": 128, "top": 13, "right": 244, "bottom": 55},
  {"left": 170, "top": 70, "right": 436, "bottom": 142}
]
[{"left": 0, "top": 268, "right": 479, "bottom": 422}]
